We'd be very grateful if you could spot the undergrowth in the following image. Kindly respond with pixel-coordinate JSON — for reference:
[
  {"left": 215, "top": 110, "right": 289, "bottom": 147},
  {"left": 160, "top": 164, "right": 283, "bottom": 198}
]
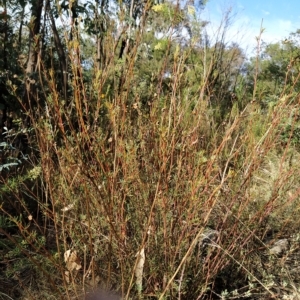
[{"left": 1, "top": 2, "right": 300, "bottom": 300}]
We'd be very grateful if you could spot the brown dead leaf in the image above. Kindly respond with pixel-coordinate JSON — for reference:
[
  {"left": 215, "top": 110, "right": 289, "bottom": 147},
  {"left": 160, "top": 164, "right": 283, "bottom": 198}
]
[{"left": 64, "top": 250, "right": 82, "bottom": 272}]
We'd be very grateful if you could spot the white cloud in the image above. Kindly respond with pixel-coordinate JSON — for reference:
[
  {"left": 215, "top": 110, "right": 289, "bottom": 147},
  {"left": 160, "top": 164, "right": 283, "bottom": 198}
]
[
  {"left": 202, "top": 3, "right": 300, "bottom": 56},
  {"left": 261, "top": 18, "right": 296, "bottom": 44},
  {"left": 202, "top": 6, "right": 261, "bottom": 54},
  {"left": 278, "top": 19, "right": 292, "bottom": 31}
]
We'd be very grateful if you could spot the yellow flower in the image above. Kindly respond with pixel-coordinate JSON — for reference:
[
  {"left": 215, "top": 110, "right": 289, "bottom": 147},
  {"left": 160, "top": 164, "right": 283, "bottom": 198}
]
[
  {"left": 152, "top": 4, "right": 164, "bottom": 12},
  {"left": 154, "top": 42, "right": 163, "bottom": 51}
]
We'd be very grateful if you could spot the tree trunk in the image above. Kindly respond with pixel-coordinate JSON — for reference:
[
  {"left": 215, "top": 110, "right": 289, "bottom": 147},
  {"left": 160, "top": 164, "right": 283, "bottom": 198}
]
[
  {"left": 47, "top": 0, "right": 68, "bottom": 100},
  {"left": 23, "top": 0, "right": 43, "bottom": 110}
]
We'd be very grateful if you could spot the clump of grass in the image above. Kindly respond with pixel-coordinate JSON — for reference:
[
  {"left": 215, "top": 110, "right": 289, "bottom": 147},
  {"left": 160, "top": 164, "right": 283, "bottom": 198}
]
[{"left": 1, "top": 3, "right": 300, "bottom": 300}]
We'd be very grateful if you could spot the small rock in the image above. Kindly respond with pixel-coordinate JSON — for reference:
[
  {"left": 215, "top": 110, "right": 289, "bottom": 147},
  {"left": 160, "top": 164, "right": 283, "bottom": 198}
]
[{"left": 269, "top": 239, "right": 289, "bottom": 255}]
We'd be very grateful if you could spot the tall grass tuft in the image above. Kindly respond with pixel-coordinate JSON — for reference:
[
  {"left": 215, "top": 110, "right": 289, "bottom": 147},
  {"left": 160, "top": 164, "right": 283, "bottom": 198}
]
[{"left": 1, "top": 3, "right": 300, "bottom": 300}]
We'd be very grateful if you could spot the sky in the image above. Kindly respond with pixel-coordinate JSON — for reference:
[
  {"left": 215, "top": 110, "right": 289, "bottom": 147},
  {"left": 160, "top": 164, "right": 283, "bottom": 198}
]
[{"left": 202, "top": 0, "right": 300, "bottom": 54}]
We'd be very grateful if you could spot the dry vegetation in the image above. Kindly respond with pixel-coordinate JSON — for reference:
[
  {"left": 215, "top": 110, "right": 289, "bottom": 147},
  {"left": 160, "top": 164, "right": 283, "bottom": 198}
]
[{"left": 1, "top": 1, "right": 300, "bottom": 299}]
